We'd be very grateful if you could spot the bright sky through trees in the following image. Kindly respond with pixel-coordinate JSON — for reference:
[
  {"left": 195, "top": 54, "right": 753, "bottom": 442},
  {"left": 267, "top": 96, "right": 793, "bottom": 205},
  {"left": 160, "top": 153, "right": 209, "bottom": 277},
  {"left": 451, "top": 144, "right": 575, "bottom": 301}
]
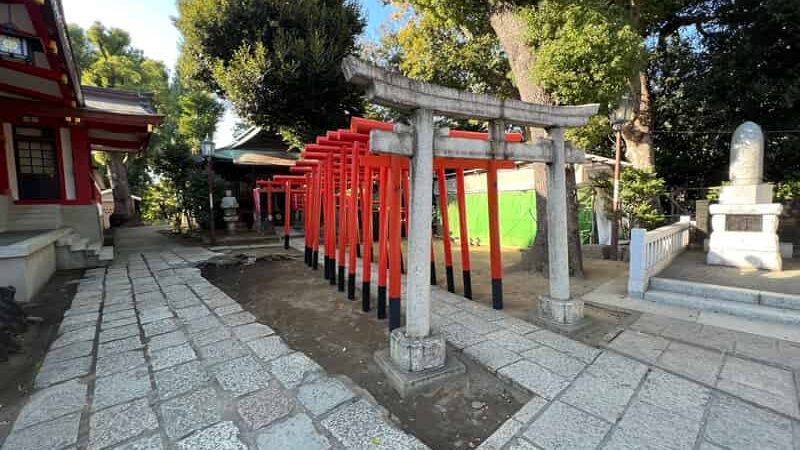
[{"left": 62, "top": 0, "right": 395, "bottom": 146}]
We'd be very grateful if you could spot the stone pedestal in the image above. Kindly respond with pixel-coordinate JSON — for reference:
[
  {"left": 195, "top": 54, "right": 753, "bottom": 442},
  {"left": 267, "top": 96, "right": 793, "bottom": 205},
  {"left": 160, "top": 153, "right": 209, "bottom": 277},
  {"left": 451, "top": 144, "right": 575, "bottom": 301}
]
[
  {"left": 375, "top": 328, "right": 464, "bottom": 397},
  {"left": 707, "top": 203, "right": 783, "bottom": 271}
]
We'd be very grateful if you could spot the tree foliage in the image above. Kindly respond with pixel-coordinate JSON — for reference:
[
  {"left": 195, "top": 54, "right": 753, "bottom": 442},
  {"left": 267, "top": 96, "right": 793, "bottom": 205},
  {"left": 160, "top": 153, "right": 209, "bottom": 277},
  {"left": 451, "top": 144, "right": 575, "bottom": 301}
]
[
  {"left": 176, "top": 0, "right": 365, "bottom": 145},
  {"left": 71, "top": 22, "right": 169, "bottom": 100},
  {"left": 593, "top": 167, "right": 666, "bottom": 231},
  {"left": 651, "top": 0, "right": 800, "bottom": 188}
]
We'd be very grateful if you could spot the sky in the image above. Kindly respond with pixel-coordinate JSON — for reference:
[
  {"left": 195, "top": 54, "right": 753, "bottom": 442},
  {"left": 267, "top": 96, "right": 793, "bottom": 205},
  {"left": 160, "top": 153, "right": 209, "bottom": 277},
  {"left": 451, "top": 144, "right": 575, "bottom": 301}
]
[{"left": 62, "top": 0, "right": 396, "bottom": 147}]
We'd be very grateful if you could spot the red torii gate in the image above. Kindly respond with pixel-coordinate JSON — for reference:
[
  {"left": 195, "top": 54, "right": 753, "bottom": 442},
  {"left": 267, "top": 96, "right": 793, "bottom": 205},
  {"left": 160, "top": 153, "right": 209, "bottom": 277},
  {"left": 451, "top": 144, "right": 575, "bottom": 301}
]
[{"left": 259, "top": 116, "right": 521, "bottom": 330}]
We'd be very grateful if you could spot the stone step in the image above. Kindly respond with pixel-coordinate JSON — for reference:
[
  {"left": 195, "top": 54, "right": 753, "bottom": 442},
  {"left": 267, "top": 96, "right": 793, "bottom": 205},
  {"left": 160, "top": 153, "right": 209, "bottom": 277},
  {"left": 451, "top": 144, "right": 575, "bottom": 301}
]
[
  {"left": 643, "top": 289, "right": 800, "bottom": 326},
  {"left": 649, "top": 277, "right": 759, "bottom": 304},
  {"left": 98, "top": 246, "right": 114, "bottom": 261},
  {"left": 70, "top": 237, "right": 90, "bottom": 252},
  {"left": 56, "top": 231, "right": 81, "bottom": 246},
  {"left": 650, "top": 277, "right": 800, "bottom": 311}
]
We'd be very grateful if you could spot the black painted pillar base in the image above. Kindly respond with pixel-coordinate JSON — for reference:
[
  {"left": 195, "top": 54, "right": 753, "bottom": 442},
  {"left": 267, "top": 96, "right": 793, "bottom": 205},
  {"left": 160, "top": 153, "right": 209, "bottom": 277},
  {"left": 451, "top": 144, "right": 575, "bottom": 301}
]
[
  {"left": 337, "top": 266, "right": 345, "bottom": 292},
  {"left": 304, "top": 247, "right": 311, "bottom": 266},
  {"left": 312, "top": 251, "right": 319, "bottom": 270},
  {"left": 362, "top": 281, "right": 371, "bottom": 312},
  {"left": 377, "top": 286, "right": 387, "bottom": 319},
  {"left": 430, "top": 262, "right": 437, "bottom": 285},
  {"left": 389, "top": 298, "right": 401, "bottom": 331},
  {"left": 347, "top": 274, "right": 356, "bottom": 300},
  {"left": 491, "top": 278, "right": 503, "bottom": 310},
  {"left": 445, "top": 266, "right": 455, "bottom": 293},
  {"left": 462, "top": 270, "right": 473, "bottom": 299},
  {"left": 284, "top": 235, "right": 289, "bottom": 249},
  {"left": 329, "top": 259, "right": 337, "bottom": 286}
]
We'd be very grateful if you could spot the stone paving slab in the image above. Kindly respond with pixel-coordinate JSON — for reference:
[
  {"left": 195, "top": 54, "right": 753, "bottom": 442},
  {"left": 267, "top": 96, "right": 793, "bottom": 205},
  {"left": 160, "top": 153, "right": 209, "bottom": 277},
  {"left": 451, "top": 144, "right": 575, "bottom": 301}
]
[
  {"left": 307, "top": 239, "right": 800, "bottom": 450},
  {"left": 0, "top": 247, "right": 428, "bottom": 450},
  {"left": 612, "top": 316, "right": 800, "bottom": 419},
  {"left": 5, "top": 240, "right": 800, "bottom": 450}
]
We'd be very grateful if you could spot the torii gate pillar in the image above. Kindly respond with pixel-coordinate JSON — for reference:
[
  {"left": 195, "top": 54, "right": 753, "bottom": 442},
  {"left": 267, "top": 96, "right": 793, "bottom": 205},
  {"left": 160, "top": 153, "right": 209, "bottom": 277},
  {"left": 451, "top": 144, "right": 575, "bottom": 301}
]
[
  {"left": 387, "top": 108, "right": 449, "bottom": 376},
  {"left": 538, "top": 127, "right": 586, "bottom": 328}
]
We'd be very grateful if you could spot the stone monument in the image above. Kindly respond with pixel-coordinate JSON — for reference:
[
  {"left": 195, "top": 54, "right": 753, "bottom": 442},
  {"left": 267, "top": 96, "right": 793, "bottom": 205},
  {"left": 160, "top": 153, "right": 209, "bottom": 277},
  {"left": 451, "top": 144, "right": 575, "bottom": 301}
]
[{"left": 707, "top": 121, "right": 783, "bottom": 270}]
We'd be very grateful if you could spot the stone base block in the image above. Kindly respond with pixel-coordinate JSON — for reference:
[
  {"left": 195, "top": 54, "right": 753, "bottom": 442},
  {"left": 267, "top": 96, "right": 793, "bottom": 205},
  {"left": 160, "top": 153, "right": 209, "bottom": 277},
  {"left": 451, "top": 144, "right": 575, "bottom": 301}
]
[
  {"left": 708, "top": 231, "right": 781, "bottom": 252},
  {"left": 536, "top": 296, "right": 589, "bottom": 332},
  {"left": 718, "top": 183, "right": 774, "bottom": 205},
  {"left": 780, "top": 242, "right": 794, "bottom": 259},
  {"left": 389, "top": 328, "right": 446, "bottom": 373},
  {"left": 375, "top": 348, "right": 465, "bottom": 398},
  {"left": 707, "top": 249, "right": 782, "bottom": 271}
]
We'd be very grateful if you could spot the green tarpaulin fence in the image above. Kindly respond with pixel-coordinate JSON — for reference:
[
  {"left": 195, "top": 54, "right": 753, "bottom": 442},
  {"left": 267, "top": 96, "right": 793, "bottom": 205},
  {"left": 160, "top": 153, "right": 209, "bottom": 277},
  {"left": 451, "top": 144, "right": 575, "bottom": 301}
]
[{"left": 445, "top": 191, "right": 593, "bottom": 248}]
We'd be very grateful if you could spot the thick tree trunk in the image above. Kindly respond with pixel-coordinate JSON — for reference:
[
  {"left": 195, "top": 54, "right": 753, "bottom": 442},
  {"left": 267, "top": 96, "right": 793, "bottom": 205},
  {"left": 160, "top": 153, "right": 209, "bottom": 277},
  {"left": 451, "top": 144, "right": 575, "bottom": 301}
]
[
  {"left": 107, "top": 152, "right": 135, "bottom": 222},
  {"left": 622, "top": 71, "right": 654, "bottom": 170},
  {"left": 489, "top": 8, "right": 583, "bottom": 276}
]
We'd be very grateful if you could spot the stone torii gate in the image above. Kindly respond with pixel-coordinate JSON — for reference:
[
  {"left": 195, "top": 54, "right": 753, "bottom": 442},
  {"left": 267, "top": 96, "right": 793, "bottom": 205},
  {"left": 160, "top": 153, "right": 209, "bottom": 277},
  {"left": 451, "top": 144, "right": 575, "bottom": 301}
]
[{"left": 342, "top": 57, "right": 599, "bottom": 392}]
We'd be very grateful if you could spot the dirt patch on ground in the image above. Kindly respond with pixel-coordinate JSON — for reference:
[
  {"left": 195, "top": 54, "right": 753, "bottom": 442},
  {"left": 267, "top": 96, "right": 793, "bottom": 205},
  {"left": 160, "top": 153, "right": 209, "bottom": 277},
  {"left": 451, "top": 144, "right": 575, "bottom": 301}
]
[
  {"left": 202, "top": 254, "right": 530, "bottom": 450},
  {"left": 0, "top": 270, "right": 81, "bottom": 445}
]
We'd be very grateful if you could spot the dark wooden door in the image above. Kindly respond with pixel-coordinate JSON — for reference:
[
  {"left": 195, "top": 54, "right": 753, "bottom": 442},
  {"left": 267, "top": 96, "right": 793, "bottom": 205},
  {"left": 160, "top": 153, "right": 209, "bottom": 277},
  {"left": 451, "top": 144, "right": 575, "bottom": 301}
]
[{"left": 14, "top": 127, "right": 60, "bottom": 200}]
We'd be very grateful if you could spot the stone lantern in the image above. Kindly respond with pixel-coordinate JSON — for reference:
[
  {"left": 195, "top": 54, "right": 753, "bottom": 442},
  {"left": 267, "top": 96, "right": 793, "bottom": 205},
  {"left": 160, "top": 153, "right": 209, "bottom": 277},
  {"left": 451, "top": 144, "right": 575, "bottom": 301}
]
[{"left": 220, "top": 190, "right": 240, "bottom": 233}]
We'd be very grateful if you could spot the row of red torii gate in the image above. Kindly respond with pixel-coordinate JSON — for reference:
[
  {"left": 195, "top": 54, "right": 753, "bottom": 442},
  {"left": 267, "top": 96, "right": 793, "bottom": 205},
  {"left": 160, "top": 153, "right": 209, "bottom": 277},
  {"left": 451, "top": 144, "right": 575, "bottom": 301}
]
[{"left": 252, "top": 117, "right": 521, "bottom": 331}]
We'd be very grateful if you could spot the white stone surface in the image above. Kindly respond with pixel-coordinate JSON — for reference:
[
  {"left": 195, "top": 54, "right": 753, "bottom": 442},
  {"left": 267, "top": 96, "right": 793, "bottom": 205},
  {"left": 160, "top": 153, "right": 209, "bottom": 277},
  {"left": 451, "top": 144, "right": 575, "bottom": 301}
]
[{"left": 729, "top": 121, "right": 765, "bottom": 186}]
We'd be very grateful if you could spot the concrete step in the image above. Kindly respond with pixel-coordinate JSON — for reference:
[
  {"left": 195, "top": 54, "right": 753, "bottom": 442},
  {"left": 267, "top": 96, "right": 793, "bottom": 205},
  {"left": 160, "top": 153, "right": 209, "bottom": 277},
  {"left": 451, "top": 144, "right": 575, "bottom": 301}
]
[
  {"left": 86, "top": 241, "right": 102, "bottom": 255},
  {"left": 70, "top": 237, "right": 90, "bottom": 252},
  {"left": 644, "top": 289, "right": 800, "bottom": 326},
  {"left": 650, "top": 277, "right": 800, "bottom": 311},
  {"left": 649, "top": 277, "right": 759, "bottom": 304},
  {"left": 56, "top": 231, "right": 80, "bottom": 246},
  {"left": 98, "top": 246, "right": 114, "bottom": 261}
]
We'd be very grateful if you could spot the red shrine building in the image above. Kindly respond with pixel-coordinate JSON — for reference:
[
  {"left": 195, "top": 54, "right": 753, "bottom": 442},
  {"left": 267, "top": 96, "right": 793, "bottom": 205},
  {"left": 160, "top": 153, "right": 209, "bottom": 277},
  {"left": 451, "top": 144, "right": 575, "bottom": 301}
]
[{"left": 0, "top": 0, "right": 161, "bottom": 301}]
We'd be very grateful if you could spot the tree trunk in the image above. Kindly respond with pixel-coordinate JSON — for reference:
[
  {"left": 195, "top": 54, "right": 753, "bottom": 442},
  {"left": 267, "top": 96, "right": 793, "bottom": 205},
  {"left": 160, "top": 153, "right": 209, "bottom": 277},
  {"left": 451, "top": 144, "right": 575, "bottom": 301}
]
[
  {"left": 622, "top": 71, "right": 654, "bottom": 170},
  {"left": 107, "top": 152, "right": 134, "bottom": 222},
  {"left": 489, "top": 7, "right": 583, "bottom": 276}
]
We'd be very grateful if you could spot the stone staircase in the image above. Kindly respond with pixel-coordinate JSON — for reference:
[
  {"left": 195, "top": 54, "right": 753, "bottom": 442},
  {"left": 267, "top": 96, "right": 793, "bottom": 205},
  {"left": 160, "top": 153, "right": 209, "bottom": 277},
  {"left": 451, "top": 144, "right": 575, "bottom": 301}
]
[
  {"left": 55, "top": 229, "right": 114, "bottom": 269},
  {"left": 8, "top": 204, "right": 62, "bottom": 230},
  {"left": 644, "top": 276, "right": 800, "bottom": 325}
]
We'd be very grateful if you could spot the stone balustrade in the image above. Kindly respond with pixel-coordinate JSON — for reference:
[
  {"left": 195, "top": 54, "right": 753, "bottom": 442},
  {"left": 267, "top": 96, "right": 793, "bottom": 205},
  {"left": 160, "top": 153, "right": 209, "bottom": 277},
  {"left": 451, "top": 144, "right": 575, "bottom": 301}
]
[{"left": 628, "top": 216, "right": 691, "bottom": 298}]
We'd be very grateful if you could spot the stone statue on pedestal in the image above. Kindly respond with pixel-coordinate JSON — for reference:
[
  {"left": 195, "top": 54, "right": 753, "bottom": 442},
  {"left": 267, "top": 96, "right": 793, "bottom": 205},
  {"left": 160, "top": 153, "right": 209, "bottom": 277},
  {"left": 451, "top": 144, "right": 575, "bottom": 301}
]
[{"left": 707, "top": 121, "right": 783, "bottom": 270}]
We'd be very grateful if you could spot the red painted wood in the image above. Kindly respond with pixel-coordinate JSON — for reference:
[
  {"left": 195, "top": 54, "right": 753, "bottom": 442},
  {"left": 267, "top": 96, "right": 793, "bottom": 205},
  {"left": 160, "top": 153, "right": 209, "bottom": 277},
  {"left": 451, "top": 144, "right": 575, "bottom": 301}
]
[
  {"left": 70, "top": 127, "right": 93, "bottom": 204},
  {"left": 0, "top": 125, "right": 9, "bottom": 194},
  {"left": 436, "top": 167, "right": 453, "bottom": 267},
  {"left": 455, "top": 168, "right": 471, "bottom": 272},
  {"left": 487, "top": 160, "right": 502, "bottom": 280}
]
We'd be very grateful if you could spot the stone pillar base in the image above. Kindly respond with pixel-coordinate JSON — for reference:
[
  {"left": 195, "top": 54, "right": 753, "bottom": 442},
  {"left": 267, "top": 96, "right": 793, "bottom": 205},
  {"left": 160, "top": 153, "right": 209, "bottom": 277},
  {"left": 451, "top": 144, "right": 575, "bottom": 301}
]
[
  {"left": 536, "top": 296, "right": 589, "bottom": 332},
  {"left": 375, "top": 329, "right": 465, "bottom": 397},
  {"left": 389, "top": 328, "right": 445, "bottom": 372},
  {"left": 375, "top": 348, "right": 465, "bottom": 398}
]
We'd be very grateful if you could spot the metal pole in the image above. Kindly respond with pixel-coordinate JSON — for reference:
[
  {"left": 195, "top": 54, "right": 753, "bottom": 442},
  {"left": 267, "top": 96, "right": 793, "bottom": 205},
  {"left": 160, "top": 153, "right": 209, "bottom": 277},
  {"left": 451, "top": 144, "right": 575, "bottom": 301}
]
[
  {"left": 611, "top": 128, "right": 622, "bottom": 260},
  {"left": 207, "top": 157, "right": 216, "bottom": 245}
]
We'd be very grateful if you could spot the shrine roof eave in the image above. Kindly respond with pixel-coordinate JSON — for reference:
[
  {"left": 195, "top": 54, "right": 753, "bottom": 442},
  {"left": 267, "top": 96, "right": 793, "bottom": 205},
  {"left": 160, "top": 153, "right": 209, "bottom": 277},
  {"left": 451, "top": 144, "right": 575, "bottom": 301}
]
[{"left": 342, "top": 57, "right": 599, "bottom": 129}]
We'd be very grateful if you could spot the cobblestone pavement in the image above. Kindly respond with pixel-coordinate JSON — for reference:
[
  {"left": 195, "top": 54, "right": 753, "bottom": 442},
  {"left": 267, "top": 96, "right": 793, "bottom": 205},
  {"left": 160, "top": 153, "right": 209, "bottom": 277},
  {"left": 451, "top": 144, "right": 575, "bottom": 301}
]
[
  {"left": 4, "top": 235, "right": 800, "bottom": 450},
  {"left": 1, "top": 246, "right": 427, "bottom": 450},
  {"left": 609, "top": 313, "right": 800, "bottom": 419},
  {"left": 304, "top": 240, "right": 800, "bottom": 450}
]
